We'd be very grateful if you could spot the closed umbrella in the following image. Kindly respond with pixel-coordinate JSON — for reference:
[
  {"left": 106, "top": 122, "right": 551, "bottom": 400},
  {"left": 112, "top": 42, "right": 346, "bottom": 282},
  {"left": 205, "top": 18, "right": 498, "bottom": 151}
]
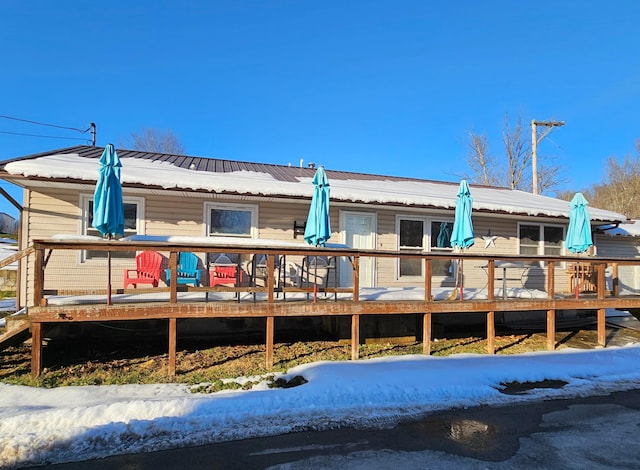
[
  {"left": 93, "top": 144, "right": 124, "bottom": 305},
  {"left": 304, "top": 166, "right": 331, "bottom": 247},
  {"left": 565, "top": 192, "right": 592, "bottom": 254},
  {"left": 450, "top": 180, "right": 474, "bottom": 300},
  {"left": 566, "top": 192, "right": 593, "bottom": 298},
  {"left": 304, "top": 166, "right": 331, "bottom": 301}
]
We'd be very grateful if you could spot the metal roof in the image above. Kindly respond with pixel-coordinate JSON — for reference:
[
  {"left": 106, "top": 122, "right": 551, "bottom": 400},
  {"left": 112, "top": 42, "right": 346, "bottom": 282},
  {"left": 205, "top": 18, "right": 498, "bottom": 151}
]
[
  {"left": 0, "top": 145, "right": 460, "bottom": 186},
  {"left": 0, "top": 145, "right": 627, "bottom": 224}
]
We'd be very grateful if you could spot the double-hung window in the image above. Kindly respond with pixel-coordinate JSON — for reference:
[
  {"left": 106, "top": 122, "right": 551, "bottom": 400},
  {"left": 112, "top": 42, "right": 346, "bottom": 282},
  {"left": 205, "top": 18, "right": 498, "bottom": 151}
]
[
  {"left": 397, "top": 216, "right": 454, "bottom": 278},
  {"left": 518, "top": 223, "right": 564, "bottom": 256},
  {"left": 429, "top": 220, "right": 454, "bottom": 276},
  {"left": 205, "top": 202, "right": 257, "bottom": 238},
  {"left": 80, "top": 195, "right": 144, "bottom": 260},
  {"left": 398, "top": 218, "right": 424, "bottom": 277}
]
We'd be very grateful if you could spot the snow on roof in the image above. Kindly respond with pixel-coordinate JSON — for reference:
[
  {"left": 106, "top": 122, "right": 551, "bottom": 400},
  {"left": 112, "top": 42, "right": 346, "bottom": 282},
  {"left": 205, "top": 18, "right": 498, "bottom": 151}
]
[
  {"left": 600, "top": 220, "right": 640, "bottom": 237},
  {"left": 5, "top": 152, "right": 625, "bottom": 222}
]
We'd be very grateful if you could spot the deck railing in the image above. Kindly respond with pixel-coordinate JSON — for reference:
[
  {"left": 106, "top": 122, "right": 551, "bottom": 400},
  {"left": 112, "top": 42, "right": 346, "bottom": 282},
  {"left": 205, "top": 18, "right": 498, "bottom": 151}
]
[{"left": 24, "top": 238, "right": 640, "bottom": 377}]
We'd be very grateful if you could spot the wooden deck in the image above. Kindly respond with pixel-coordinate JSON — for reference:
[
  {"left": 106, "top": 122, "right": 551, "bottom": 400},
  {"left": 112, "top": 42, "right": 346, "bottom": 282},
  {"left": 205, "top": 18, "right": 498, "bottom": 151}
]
[{"left": 19, "top": 239, "right": 640, "bottom": 377}]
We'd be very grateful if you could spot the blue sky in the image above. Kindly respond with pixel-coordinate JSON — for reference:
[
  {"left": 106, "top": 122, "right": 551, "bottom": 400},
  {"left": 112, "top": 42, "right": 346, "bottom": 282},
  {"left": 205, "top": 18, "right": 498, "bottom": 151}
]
[{"left": 1, "top": 1, "right": 639, "bottom": 219}]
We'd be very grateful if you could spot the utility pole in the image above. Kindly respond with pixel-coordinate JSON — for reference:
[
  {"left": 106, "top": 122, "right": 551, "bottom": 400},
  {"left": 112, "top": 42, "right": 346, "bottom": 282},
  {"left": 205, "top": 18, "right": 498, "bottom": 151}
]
[
  {"left": 531, "top": 119, "right": 565, "bottom": 194},
  {"left": 90, "top": 122, "right": 97, "bottom": 146}
]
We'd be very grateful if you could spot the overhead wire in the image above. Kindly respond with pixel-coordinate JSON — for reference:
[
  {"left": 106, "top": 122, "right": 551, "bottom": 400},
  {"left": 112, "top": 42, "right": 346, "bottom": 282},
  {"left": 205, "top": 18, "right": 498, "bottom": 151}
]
[
  {"left": 0, "top": 114, "right": 92, "bottom": 133},
  {"left": 0, "top": 130, "right": 91, "bottom": 142}
]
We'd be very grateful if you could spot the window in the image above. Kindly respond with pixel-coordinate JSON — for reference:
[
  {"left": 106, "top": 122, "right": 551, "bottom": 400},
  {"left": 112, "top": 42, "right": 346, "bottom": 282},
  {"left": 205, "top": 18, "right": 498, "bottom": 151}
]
[
  {"left": 430, "top": 221, "right": 454, "bottom": 276},
  {"left": 205, "top": 202, "right": 257, "bottom": 238},
  {"left": 399, "top": 218, "right": 424, "bottom": 277},
  {"left": 519, "top": 223, "right": 564, "bottom": 256},
  {"left": 81, "top": 195, "right": 144, "bottom": 260},
  {"left": 397, "top": 217, "right": 453, "bottom": 278}
]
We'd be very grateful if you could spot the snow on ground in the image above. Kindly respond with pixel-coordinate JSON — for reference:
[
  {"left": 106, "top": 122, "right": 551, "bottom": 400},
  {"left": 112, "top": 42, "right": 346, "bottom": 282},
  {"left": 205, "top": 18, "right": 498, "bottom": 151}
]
[
  {"left": 2, "top": 345, "right": 640, "bottom": 468},
  {"left": 0, "top": 241, "right": 17, "bottom": 271}
]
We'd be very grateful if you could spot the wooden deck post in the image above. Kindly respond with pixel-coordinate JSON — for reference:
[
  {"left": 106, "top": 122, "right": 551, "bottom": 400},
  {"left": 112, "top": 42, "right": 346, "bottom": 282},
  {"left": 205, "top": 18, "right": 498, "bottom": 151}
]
[
  {"left": 612, "top": 263, "right": 619, "bottom": 297},
  {"left": 424, "top": 258, "right": 432, "bottom": 300},
  {"left": 266, "top": 316, "right": 274, "bottom": 368},
  {"left": 265, "top": 255, "right": 275, "bottom": 368},
  {"left": 423, "top": 313, "right": 431, "bottom": 355},
  {"left": 597, "top": 263, "right": 606, "bottom": 347},
  {"left": 547, "top": 261, "right": 556, "bottom": 350},
  {"left": 351, "top": 256, "right": 360, "bottom": 302},
  {"left": 351, "top": 314, "right": 359, "bottom": 360},
  {"left": 486, "top": 311, "right": 495, "bottom": 354},
  {"left": 423, "top": 259, "right": 432, "bottom": 354},
  {"left": 168, "top": 318, "right": 177, "bottom": 376},
  {"left": 486, "top": 260, "right": 495, "bottom": 354},
  {"left": 31, "top": 322, "right": 42, "bottom": 378},
  {"left": 487, "top": 260, "right": 495, "bottom": 300},
  {"left": 351, "top": 255, "right": 360, "bottom": 360},
  {"left": 169, "top": 251, "right": 178, "bottom": 304},
  {"left": 546, "top": 310, "right": 555, "bottom": 350},
  {"left": 34, "top": 245, "right": 44, "bottom": 306},
  {"left": 266, "top": 255, "right": 275, "bottom": 303}
]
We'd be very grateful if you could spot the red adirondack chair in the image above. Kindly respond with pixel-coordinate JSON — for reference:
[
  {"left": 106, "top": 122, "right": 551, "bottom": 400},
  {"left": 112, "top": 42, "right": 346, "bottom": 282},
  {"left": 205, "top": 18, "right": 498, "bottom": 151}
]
[
  {"left": 209, "top": 254, "right": 244, "bottom": 287},
  {"left": 123, "top": 251, "right": 163, "bottom": 288}
]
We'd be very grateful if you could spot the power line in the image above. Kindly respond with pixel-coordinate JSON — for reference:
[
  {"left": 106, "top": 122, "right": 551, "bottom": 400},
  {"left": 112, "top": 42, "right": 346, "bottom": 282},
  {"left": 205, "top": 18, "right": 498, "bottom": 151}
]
[
  {"left": 0, "top": 130, "right": 91, "bottom": 142},
  {"left": 0, "top": 114, "right": 91, "bottom": 133}
]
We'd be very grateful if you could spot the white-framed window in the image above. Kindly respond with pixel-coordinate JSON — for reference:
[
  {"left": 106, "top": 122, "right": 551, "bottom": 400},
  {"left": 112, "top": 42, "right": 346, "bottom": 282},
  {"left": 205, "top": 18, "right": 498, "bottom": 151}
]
[
  {"left": 518, "top": 223, "right": 564, "bottom": 256},
  {"left": 80, "top": 194, "right": 144, "bottom": 260},
  {"left": 205, "top": 202, "right": 258, "bottom": 238},
  {"left": 429, "top": 220, "right": 454, "bottom": 276},
  {"left": 396, "top": 216, "right": 454, "bottom": 278}
]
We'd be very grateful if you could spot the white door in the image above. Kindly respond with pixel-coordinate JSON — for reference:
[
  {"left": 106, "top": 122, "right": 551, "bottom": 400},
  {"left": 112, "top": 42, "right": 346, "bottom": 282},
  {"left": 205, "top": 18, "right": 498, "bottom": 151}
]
[{"left": 340, "top": 211, "right": 376, "bottom": 287}]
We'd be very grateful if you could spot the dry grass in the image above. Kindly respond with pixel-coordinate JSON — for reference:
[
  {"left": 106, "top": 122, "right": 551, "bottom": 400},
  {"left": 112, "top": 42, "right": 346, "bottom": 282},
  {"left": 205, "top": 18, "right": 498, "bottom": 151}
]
[{"left": 0, "top": 329, "right": 562, "bottom": 389}]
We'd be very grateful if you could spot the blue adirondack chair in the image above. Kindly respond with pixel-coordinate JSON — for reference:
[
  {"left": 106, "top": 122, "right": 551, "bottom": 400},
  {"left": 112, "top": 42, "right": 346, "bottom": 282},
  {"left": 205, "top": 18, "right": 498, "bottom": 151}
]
[{"left": 165, "top": 252, "right": 202, "bottom": 286}]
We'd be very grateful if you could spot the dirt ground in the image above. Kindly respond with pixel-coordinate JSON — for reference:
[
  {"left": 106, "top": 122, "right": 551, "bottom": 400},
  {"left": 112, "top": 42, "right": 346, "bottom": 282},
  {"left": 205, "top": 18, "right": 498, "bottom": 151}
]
[{"left": 2, "top": 316, "right": 640, "bottom": 387}]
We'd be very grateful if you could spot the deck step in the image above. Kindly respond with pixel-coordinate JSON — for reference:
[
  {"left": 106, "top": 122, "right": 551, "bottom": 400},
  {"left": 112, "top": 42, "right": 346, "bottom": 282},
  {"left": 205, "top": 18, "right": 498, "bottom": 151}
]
[{"left": 0, "top": 317, "right": 30, "bottom": 351}]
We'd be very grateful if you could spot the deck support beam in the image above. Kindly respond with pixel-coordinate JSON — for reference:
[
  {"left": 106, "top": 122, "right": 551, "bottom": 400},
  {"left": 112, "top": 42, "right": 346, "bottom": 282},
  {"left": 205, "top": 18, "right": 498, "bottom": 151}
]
[
  {"left": 423, "top": 259, "right": 432, "bottom": 355},
  {"left": 266, "top": 316, "right": 274, "bottom": 368},
  {"left": 597, "top": 309, "right": 606, "bottom": 347},
  {"left": 31, "top": 322, "right": 42, "bottom": 378},
  {"left": 422, "top": 313, "right": 431, "bottom": 355},
  {"left": 351, "top": 314, "right": 359, "bottom": 360},
  {"left": 546, "top": 309, "right": 555, "bottom": 350},
  {"left": 547, "top": 261, "right": 556, "bottom": 350},
  {"left": 486, "top": 311, "right": 495, "bottom": 354},
  {"left": 168, "top": 318, "right": 177, "bottom": 376}
]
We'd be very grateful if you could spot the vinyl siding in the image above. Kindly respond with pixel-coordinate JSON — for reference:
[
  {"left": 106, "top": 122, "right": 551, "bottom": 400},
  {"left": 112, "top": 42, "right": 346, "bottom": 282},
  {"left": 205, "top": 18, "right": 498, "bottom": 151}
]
[{"left": 20, "top": 187, "right": 601, "bottom": 304}]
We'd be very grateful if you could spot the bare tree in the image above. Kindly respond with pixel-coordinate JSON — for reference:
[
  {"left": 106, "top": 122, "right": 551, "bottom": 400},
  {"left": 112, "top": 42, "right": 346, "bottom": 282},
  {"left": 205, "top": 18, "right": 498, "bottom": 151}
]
[
  {"left": 463, "top": 115, "right": 564, "bottom": 194},
  {"left": 121, "top": 128, "right": 186, "bottom": 154},
  {"left": 587, "top": 148, "right": 640, "bottom": 218},
  {"left": 465, "top": 132, "right": 501, "bottom": 186},
  {"left": 502, "top": 117, "right": 530, "bottom": 190}
]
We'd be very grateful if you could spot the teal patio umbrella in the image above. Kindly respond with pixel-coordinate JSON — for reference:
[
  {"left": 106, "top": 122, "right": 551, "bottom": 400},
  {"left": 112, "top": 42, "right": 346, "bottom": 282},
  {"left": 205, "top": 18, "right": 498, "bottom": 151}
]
[
  {"left": 93, "top": 144, "right": 124, "bottom": 305},
  {"left": 450, "top": 180, "right": 474, "bottom": 300},
  {"left": 304, "top": 166, "right": 331, "bottom": 247},
  {"left": 565, "top": 192, "right": 593, "bottom": 254},
  {"left": 566, "top": 192, "right": 593, "bottom": 298},
  {"left": 304, "top": 166, "right": 331, "bottom": 302}
]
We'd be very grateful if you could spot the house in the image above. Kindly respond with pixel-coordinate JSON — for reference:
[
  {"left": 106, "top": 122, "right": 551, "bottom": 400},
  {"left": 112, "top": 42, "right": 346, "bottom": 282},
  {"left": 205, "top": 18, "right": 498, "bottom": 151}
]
[
  {"left": 594, "top": 220, "right": 640, "bottom": 293},
  {"left": 0, "top": 212, "right": 17, "bottom": 235},
  {"left": 0, "top": 145, "right": 628, "bottom": 315}
]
